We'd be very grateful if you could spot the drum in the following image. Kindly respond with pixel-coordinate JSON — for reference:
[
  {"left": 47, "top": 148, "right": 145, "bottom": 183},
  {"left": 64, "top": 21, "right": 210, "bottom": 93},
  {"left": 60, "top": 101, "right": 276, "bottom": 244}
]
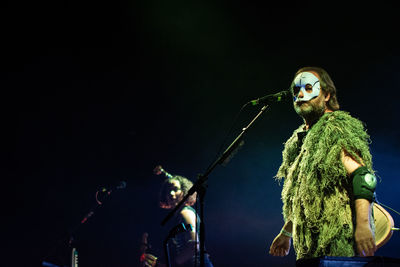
[{"left": 373, "top": 203, "right": 395, "bottom": 248}]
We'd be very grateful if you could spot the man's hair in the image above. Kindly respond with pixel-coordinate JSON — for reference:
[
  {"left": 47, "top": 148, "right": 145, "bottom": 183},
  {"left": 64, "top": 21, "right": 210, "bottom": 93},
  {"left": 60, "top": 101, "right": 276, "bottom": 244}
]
[
  {"left": 293, "top": 66, "right": 340, "bottom": 111},
  {"left": 159, "top": 175, "right": 197, "bottom": 209}
]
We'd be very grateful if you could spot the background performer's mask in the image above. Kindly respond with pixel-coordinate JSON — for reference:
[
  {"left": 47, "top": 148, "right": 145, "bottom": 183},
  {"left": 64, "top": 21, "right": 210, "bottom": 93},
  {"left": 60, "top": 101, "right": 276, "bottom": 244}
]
[{"left": 292, "top": 72, "right": 321, "bottom": 102}]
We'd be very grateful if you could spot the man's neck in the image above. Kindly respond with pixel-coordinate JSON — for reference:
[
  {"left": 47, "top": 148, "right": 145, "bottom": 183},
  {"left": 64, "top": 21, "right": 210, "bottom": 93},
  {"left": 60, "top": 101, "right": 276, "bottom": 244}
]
[{"left": 304, "top": 109, "right": 333, "bottom": 130}]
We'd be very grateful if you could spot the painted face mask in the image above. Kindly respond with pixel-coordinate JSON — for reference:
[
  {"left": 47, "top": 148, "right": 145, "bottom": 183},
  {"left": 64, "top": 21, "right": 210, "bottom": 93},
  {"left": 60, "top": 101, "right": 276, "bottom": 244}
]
[{"left": 292, "top": 72, "right": 321, "bottom": 102}]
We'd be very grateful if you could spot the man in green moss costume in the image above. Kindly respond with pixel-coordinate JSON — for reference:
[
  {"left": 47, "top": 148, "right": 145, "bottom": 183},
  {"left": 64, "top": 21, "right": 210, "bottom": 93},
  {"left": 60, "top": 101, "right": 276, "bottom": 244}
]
[{"left": 269, "top": 66, "right": 377, "bottom": 260}]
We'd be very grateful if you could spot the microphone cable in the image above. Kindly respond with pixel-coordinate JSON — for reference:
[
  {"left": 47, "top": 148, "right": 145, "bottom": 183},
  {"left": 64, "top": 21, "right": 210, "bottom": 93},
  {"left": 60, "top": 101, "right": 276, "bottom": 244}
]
[{"left": 375, "top": 195, "right": 400, "bottom": 231}]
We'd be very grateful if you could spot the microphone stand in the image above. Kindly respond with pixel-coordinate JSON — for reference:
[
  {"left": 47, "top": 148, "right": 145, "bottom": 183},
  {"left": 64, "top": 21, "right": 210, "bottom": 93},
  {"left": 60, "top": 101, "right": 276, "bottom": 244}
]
[
  {"left": 161, "top": 105, "right": 269, "bottom": 267},
  {"left": 42, "top": 186, "right": 121, "bottom": 267}
]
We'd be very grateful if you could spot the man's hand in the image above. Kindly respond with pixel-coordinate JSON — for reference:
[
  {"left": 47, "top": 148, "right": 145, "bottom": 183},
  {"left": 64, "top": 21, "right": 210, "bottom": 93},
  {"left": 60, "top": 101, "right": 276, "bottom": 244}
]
[
  {"left": 355, "top": 223, "right": 376, "bottom": 257},
  {"left": 269, "top": 233, "right": 291, "bottom": 257}
]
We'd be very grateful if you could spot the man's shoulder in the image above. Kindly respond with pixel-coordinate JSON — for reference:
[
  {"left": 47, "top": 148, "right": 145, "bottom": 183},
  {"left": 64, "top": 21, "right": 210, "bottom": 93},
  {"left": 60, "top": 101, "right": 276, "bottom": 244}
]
[
  {"left": 323, "top": 110, "right": 365, "bottom": 125},
  {"left": 314, "top": 110, "right": 369, "bottom": 142}
]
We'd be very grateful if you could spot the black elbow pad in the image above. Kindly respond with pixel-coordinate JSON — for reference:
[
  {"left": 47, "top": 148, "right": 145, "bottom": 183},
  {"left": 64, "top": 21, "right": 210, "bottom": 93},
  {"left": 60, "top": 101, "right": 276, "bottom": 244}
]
[{"left": 351, "top": 166, "right": 377, "bottom": 202}]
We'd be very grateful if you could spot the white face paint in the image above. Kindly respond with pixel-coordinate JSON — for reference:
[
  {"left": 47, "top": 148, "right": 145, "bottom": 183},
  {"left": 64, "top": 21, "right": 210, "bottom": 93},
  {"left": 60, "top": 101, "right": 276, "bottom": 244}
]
[{"left": 292, "top": 72, "right": 321, "bottom": 102}]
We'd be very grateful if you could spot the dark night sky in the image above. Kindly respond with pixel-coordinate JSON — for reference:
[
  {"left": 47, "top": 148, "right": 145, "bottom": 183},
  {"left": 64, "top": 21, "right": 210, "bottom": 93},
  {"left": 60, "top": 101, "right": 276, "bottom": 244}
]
[{"left": 3, "top": 1, "right": 400, "bottom": 266}]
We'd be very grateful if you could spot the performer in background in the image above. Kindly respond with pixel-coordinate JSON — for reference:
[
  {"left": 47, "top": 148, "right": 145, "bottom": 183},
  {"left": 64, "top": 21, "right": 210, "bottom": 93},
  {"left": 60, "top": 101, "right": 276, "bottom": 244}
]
[
  {"left": 141, "top": 169, "right": 213, "bottom": 267},
  {"left": 269, "top": 67, "right": 378, "bottom": 260}
]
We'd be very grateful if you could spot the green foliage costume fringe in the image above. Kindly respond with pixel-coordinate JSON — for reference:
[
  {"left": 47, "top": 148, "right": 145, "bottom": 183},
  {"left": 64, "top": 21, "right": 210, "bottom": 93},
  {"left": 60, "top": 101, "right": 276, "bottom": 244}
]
[{"left": 275, "top": 111, "right": 374, "bottom": 260}]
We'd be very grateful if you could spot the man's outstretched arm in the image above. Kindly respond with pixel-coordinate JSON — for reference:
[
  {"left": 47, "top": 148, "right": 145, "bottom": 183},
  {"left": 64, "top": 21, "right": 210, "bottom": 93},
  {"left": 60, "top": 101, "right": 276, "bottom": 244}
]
[{"left": 342, "top": 150, "right": 377, "bottom": 257}]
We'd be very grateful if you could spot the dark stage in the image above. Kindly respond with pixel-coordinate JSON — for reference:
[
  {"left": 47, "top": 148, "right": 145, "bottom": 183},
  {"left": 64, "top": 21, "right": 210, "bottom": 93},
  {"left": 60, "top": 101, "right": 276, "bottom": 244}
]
[{"left": 3, "top": 1, "right": 400, "bottom": 266}]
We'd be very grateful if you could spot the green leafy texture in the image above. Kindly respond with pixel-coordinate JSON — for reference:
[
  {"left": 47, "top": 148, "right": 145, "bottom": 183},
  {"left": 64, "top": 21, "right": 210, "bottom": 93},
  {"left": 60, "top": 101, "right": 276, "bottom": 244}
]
[{"left": 275, "top": 111, "right": 374, "bottom": 259}]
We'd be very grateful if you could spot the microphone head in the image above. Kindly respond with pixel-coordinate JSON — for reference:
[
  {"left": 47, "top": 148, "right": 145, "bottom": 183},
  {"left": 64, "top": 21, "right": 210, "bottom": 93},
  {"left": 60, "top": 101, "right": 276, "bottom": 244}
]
[
  {"left": 250, "top": 89, "right": 292, "bottom": 106},
  {"left": 275, "top": 90, "right": 291, "bottom": 101}
]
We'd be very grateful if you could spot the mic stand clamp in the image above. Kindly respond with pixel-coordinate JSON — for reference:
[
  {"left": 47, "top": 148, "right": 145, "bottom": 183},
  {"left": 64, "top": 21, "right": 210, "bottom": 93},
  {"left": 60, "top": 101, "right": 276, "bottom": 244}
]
[{"left": 161, "top": 105, "right": 270, "bottom": 267}]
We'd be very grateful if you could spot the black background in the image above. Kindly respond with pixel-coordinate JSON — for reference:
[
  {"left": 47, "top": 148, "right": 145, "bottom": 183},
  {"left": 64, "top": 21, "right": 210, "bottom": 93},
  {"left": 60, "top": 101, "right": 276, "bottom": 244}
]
[{"left": 3, "top": 1, "right": 400, "bottom": 266}]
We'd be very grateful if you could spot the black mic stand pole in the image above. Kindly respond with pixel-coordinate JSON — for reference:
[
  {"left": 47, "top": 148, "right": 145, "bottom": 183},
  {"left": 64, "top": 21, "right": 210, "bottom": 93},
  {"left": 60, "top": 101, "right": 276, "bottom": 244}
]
[
  {"left": 42, "top": 186, "right": 120, "bottom": 267},
  {"left": 161, "top": 105, "right": 269, "bottom": 267}
]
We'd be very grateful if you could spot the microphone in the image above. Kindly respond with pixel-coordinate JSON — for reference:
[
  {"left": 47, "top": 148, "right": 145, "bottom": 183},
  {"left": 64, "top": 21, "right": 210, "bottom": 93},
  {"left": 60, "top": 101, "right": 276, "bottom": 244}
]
[
  {"left": 99, "top": 180, "right": 127, "bottom": 194},
  {"left": 95, "top": 180, "right": 127, "bottom": 205},
  {"left": 249, "top": 90, "right": 291, "bottom": 106}
]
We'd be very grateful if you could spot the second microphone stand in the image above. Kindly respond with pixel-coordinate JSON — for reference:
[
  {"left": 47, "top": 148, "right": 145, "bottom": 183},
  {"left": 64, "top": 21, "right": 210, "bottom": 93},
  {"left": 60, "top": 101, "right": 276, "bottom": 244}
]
[{"left": 161, "top": 105, "right": 269, "bottom": 267}]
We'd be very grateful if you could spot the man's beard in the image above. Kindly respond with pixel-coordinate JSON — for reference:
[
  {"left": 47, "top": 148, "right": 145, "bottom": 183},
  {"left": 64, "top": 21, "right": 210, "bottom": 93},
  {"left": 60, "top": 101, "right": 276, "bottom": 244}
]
[{"left": 294, "top": 100, "right": 325, "bottom": 124}]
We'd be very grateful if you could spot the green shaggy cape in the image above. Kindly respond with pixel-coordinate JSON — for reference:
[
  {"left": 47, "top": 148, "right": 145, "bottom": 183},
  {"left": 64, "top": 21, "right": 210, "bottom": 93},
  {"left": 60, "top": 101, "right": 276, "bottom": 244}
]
[{"left": 276, "top": 111, "right": 373, "bottom": 259}]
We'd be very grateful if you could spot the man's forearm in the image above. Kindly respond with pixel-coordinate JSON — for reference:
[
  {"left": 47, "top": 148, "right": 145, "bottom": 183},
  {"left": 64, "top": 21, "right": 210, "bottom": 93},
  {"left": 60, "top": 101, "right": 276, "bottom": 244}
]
[
  {"left": 355, "top": 199, "right": 372, "bottom": 226},
  {"left": 354, "top": 198, "right": 376, "bottom": 256},
  {"left": 282, "top": 220, "right": 293, "bottom": 233}
]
